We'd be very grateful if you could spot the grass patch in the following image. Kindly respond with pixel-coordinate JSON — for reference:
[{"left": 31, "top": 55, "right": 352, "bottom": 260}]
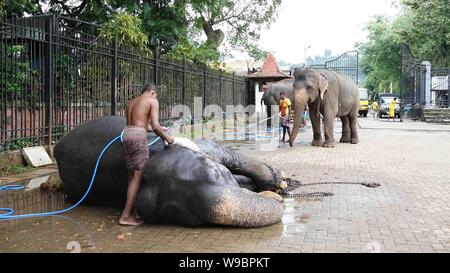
[{"left": 0, "top": 164, "right": 36, "bottom": 176}]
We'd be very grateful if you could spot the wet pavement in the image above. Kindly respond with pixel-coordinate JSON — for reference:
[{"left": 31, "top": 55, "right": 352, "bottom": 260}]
[{"left": 1, "top": 118, "right": 450, "bottom": 253}]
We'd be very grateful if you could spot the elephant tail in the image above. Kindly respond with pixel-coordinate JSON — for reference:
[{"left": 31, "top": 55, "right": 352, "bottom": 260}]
[{"left": 209, "top": 187, "right": 284, "bottom": 227}]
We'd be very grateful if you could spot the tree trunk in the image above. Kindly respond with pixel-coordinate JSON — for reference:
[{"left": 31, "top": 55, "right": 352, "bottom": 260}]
[{"left": 201, "top": 17, "right": 225, "bottom": 50}]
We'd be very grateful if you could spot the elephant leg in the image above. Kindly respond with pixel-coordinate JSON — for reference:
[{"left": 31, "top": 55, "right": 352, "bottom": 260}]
[
  {"left": 322, "top": 113, "right": 336, "bottom": 148},
  {"left": 210, "top": 187, "right": 284, "bottom": 227},
  {"left": 309, "top": 103, "right": 323, "bottom": 146},
  {"left": 339, "top": 116, "right": 351, "bottom": 143},
  {"left": 348, "top": 110, "right": 359, "bottom": 144}
]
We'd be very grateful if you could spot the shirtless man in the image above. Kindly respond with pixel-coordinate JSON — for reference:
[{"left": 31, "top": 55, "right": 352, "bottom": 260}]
[{"left": 120, "top": 83, "right": 174, "bottom": 226}]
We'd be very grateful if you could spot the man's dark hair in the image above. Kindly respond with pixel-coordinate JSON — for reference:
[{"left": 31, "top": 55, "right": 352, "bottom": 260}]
[{"left": 142, "top": 83, "right": 157, "bottom": 94}]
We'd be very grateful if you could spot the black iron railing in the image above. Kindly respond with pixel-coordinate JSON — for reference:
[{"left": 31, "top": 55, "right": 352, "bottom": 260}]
[
  {"left": 431, "top": 67, "right": 449, "bottom": 108},
  {"left": 309, "top": 50, "right": 360, "bottom": 85},
  {"left": 0, "top": 14, "right": 249, "bottom": 151}
]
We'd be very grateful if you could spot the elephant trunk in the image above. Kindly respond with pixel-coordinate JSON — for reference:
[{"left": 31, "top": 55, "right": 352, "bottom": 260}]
[{"left": 289, "top": 88, "right": 308, "bottom": 147}]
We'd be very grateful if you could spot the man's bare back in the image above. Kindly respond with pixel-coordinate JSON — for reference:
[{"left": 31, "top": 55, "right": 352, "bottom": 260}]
[
  {"left": 125, "top": 93, "right": 173, "bottom": 143},
  {"left": 125, "top": 95, "right": 154, "bottom": 131}
]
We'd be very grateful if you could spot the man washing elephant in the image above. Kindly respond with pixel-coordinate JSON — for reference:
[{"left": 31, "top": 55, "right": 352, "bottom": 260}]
[{"left": 120, "top": 83, "right": 197, "bottom": 226}]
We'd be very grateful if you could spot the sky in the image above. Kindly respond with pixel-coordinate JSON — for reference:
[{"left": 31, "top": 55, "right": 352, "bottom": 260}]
[{"left": 246, "top": 0, "right": 401, "bottom": 64}]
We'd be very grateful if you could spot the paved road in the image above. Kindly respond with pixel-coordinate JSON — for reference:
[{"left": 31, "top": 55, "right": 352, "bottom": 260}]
[{"left": 1, "top": 118, "right": 449, "bottom": 253}]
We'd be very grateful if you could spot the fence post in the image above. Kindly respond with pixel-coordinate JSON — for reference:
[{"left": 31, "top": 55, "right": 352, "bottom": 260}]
[
  {"left": 421, "top": 61, "right": 431, "bottom": 108},
  {"left": 232, "top": 72, "right": 235, "bottom": 106},
  {"left": 447, "top": 68, "right": 450, "bottom": 109},
  {"left": 203, "top": 64, "right": 207, "bottom": 115},
  {"left": 219, "top": 70, "right": 223, "bottom": 108},
  {"left": 182, "top": 57, "right": 186, "bottom": 105},
  {"left": 153, "top": 47, "right": 159, "bottom": 86},
  {"left": 45, "top": 14, "right": 55, "bottom": 151},
  {"left": 356, "top": 51, "right": 359, "bottom": 86},
  {"left": 111, "top": 36, "right": 118, "bottom": 115}
]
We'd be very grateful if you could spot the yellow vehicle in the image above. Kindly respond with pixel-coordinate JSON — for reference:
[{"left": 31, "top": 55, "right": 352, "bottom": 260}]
[{"left": 358, "top": 88, "right": 369, "bottom": 117}]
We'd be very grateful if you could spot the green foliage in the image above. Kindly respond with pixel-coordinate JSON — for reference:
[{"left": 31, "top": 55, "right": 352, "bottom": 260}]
[
  {"left": 247, "top": 47, "right": 269, "bottom": 62},
  {"left": 3, "top": 0, "right": 42, "bottom": 17},
  {"left": 169, "top": 38, "right": 220, "bottom": 64},
  {"left": 0, "top": 43, "right": 43, "bottom": 110},
  {"left": 357, "top": 16, "right": 401, "bottom": 92},
  {"left": 357, "top": 0, "right": 449, "bottom": 92},
  {"left": 188, "top": 0, "right": 282, "bottom": 55},
  {"left": 54, "top": 54, "right": 76, "bottom": 91},
  {"left": 2, "top": 0, "right": 282, "bottom": 63},
  {"left": 399, "top": 0, "right": 450, "bottom": 67},
  {"left": 100, "top": 12, "right": 149, "bottom": 52},
  {"left": 0, "top": 0, "right": 5, "bottom": 17},
  {"left": 1, "top": 45, "right": 31, "bottom": 95},
  {"left": 5, "top": 138, "right": 34, "bottom": 151},
  {"left": 1, "top": 164, "right": 35, "bottom": 175}
]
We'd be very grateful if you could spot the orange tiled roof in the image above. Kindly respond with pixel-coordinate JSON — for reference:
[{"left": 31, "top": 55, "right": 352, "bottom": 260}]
[{"left": 246, "top": 53, "right": 291, "bottom": 80}]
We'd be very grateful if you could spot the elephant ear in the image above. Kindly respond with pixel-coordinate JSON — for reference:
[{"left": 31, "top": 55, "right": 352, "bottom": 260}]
[{"left": 319, "top": 73, "right": 329, "bottom": 100}]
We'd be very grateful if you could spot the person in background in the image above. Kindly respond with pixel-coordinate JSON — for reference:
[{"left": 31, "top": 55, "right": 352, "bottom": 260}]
[
  {"left": 372, "top": 100, "right": 379, "bottom": 120},
  {"left": 279, "top": 92, "right": 291, "bottom": 142},
  {"left": 389, "top": 97, "right": 397, "bottom": 122}
]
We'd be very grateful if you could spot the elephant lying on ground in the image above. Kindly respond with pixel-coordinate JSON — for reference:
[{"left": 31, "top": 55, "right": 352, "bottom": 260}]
[{"left": 54, "top": 116, "right": 287, "bottom": 227}]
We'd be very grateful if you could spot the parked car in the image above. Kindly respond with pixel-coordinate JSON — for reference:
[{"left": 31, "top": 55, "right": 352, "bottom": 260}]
[{"left": 378, "top": 93, "right": 400, "bottom": 118}]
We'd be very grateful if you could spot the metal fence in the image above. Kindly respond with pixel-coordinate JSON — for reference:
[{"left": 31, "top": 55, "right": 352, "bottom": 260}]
[
  {"left": 400, "top": 43, "right": 427, "bottom": 119},
  {"left": 398, "top": 43, "right": 450, "bottom": 120},
  {"left": 431, "top": 67, "right": 449, "bottom": 108},
  {"left": 0, "top": 14, "right": 249, "bottom": 151},
  {"left": 309, "top": 50, "right": 360, "bottom": 85}
]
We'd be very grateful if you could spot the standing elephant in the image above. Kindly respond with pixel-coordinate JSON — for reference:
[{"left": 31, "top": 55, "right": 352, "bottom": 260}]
[
  {"left": 261, "top": 78, "right": 295, "bottom": 121},
  {"left": 289, "top": 68, "right": 359, "bottom": 148}
]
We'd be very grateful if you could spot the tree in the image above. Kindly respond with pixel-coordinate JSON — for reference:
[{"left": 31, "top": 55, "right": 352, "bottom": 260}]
[
  {"left": 99, "top": 12, "right": 149, "bottom": 52},
  {"left": 397, "top": 0, "right": 449, "bottom": 66},
  {"left": 357, "top": 0, "right": 449, "bottom": 92},
  {"left": 357, "top": 16, "right": 401, "bottom": 92},
  {"left": 2, "top": 0, "right": 282, "bottom": 63},
  {"left": 2, "top": 0, "right": 43, "bottom": 17},
  {"left": 114, "top": 0, "right": 188, "bottom": 55},
  {"left": 0, "top": 1, "right": 5, "bottom": 17},
  {"left": 187, "top": 0, "right": 281, "bottom": 57}
]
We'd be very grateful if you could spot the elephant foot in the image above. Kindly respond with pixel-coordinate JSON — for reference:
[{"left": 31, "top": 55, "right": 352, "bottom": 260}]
[
  {"left": 322, "top": 141, "right": 335, "bottom": 148},
  {"left": 339, "top": 137, "right": 351, "bottom": 143},
  {"left": 258, "top": 191, "right": 284, "bottom": 203},
  {"left": 351, "top": 137, "right": 359, "bottom": 144},
  {"left": 311, "top": 139, "right": 323, "bottom": 147}
]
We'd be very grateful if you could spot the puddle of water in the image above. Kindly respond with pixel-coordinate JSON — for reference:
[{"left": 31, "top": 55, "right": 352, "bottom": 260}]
[{"left": 0, "top": 165, "right": 314, "bottom": 252}]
